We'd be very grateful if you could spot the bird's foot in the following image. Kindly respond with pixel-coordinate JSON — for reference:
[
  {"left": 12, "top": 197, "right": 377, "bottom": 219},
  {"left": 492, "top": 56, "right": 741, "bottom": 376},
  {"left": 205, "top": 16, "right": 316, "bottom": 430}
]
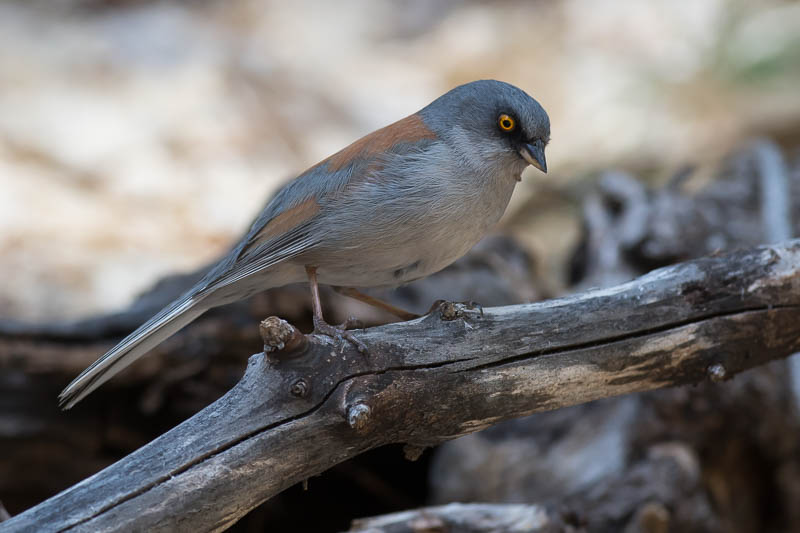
[
  {"left": 427, "top": 300, "right": 484, "bottom": 320},
  {"left": 312, "top": 315, "right": 368, "bottom": 353}
]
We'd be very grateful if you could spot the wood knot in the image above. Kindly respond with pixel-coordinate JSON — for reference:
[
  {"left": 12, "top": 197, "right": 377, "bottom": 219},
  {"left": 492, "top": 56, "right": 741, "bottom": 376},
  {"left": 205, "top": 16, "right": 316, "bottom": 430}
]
[
  {"left": 707, "top": 363, "right": 727, "bottom": 382},
  {"left": 290, "top": 378, "right": 309, "bottom": 398},
  {"left": 260, "top": 316, "right": 306, "bottom": 358},
  {"left": 347, "top": 402, "right": 371, "bottom": 432},
  {"left": 437, "top": 301, "right": 484, "bottom": 321},
  {"left": 439, "top": 301, "right": 461, "bottom": 320}
]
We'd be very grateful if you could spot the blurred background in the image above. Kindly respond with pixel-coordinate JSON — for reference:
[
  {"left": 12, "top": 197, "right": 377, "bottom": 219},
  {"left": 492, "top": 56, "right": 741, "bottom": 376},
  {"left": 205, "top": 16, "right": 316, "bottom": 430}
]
[
  {"left": 3, "top": 0, "right": 799, "bottom": 322},
  {"left": 1, "top": 0, "right": 800, "bottom": 532}
]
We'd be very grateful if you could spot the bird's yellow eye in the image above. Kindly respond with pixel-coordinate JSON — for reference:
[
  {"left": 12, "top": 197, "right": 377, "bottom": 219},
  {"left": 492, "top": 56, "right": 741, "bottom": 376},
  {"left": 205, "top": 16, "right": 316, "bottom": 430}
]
[{"left": 498, "top": 114, "right": 516, "bottom": 132}]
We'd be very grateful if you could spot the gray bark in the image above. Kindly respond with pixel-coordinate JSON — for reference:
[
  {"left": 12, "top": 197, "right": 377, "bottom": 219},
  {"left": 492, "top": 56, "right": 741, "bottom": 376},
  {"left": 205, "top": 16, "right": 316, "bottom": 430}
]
[
  {"left": 347, "top": 503, "right": 569, "bottom": 532},
  {"left": 2, "top": 240, "right": 800, "bottom": 533}
]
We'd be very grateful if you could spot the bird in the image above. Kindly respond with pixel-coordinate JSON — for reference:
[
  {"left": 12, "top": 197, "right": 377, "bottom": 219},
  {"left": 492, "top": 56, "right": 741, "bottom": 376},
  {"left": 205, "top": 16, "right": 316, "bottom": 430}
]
[{"left": 59, "top": 79, "right": 550, "bottom": 409}]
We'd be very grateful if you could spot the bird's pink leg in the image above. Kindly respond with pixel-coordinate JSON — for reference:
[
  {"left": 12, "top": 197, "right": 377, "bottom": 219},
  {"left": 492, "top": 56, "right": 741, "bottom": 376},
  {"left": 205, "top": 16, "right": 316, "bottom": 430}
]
[
  {"left": 305, "top": 266, "right": 367, "bottom": 353},
  {"left": 333, "top": 287, "right": 420, "bottom": 321}
]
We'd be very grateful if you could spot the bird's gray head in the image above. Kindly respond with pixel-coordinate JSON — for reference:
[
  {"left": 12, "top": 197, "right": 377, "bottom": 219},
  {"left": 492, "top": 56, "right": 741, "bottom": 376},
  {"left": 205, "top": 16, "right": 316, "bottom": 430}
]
[{"left": 420, "top": 80, "right": 550, "bottom": 179}]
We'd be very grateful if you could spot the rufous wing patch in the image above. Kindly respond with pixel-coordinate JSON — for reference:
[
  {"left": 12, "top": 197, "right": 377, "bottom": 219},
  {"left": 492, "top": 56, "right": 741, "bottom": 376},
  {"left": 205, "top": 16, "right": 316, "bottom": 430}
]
[
  {"left": 239, "top": 114, "right": 434, "bottom": 257},
  {"left": 324, "top": 113, "right": 436, "bottom": 172},
  {"left": 241, "top": 197, "right": 320, "bottom": 256}
]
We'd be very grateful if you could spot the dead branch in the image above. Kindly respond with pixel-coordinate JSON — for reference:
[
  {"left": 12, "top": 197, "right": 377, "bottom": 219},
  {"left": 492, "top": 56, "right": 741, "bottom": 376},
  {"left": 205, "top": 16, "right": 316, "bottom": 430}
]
[
  {"left": 2, "top": 240, "right": 800, "bottom": 533},
  {"left": 347, "top": 503, "right": 570, "bottom": 532}
]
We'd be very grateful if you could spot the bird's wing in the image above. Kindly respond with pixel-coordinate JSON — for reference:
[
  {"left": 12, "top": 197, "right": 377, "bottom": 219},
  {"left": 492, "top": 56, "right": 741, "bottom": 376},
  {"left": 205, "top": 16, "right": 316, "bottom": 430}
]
[
  {"left": 58, "top": 170, "right": 349, "bottom": 409},
  {"left": 200, "top": 112, "right": 438, "bottom": 293},
  {"left": 59, "top": 113, "right": 437, "bottom": 409},
  {"left": 198, "top": 163, "right": 353, "bottom": 293}
]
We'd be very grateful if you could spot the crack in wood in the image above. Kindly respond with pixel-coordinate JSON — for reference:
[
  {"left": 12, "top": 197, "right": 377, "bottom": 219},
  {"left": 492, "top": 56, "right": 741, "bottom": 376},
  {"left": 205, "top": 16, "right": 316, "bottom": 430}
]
[
  {"left": 461, "top": 304, "right": 799, "bottom": 372},
  {"left": 4, "top": 240, "right": 799, "bottom": 533}
]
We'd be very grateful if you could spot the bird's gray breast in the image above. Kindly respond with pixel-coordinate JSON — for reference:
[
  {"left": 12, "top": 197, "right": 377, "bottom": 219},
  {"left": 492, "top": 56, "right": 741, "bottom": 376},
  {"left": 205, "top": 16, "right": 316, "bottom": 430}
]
[{"left": 306, "top": 142, "right": 519, "bottom": 288}]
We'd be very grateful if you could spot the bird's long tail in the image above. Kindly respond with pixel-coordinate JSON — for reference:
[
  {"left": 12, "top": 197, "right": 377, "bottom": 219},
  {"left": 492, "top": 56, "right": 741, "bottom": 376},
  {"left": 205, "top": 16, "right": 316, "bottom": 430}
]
[{"left": 58, "top": 293, "right": 208, "bottom": 410}]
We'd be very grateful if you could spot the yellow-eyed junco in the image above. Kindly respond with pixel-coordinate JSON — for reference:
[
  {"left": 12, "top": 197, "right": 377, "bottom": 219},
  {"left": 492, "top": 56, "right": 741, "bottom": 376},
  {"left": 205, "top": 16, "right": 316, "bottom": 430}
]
[{"left": 60, "top": 79, "right": 550, "bottom": 408}]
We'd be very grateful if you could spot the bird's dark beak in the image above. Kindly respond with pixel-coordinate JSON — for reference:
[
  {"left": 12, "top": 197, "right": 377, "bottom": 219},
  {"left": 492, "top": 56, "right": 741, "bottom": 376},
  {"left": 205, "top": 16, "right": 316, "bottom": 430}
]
[{"left": 520, "top": 141, "right": 547, "bottom": 173}]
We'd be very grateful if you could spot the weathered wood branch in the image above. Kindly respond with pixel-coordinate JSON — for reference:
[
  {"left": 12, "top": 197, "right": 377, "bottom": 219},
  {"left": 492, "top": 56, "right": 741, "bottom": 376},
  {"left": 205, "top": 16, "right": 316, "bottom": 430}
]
[
  {"left": 3, "top": 240, "right": 800, "bottom": 533},
  {"left": 348, "top": 503, "right": 569, "bottom": 532}
]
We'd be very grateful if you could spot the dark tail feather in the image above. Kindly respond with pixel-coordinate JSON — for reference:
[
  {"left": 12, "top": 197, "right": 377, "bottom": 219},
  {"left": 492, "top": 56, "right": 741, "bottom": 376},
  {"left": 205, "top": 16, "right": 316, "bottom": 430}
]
[{"left": 58, "top": 295, "right": 206, "bottom": 409}]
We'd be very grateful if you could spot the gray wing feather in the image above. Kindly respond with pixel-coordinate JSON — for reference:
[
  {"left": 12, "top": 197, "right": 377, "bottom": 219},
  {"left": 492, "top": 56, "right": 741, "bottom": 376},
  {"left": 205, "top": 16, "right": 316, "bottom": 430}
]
[
  {"left": 198, "top": 162, "right": 355, "bottom": 291},
  {"left": 58, "top": 160, "right": 354, "bottom": 409}
]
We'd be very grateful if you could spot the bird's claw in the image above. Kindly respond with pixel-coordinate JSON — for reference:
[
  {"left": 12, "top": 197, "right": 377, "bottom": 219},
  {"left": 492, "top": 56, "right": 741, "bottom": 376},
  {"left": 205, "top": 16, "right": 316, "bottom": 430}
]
[
  {"left": 312, "top": 316, "right": 368, "bottom": 353},
  {"left": 338, "top": 315, "right": 364, "bottom": 330},
  {"left": 464, "top": 301, "right": 484, "bottom": 316}
]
